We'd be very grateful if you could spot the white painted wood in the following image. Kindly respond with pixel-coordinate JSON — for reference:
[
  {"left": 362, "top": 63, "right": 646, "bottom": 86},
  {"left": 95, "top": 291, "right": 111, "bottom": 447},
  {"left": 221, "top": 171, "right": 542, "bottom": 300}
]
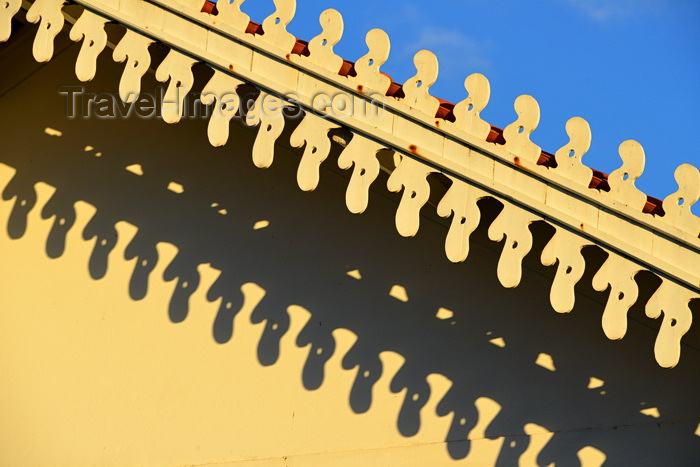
[
  {"left": 155, "top": 49, "right": 197, "bottom": 124},
  {"left": 69, "top": 9, "right": 108, "bottom": 82},
  {"left": 206, "top": 30, "right": 253, "bottom": 73},
  {"left": 303, "top": 8, "right": 343, "bottom": 74},
  {"left": 337, "top": 133, "right": 385, "bottom": 214},
  {"left": 118, "top": 0, "right": 164, "bottom": 33},
  {"left": 25, "top": 0, "right": 65, "bottom": 62},
  {"left": 85, "top": 0, "right": 700, "bottom": 252},
  {"left": 401, "top": 50, "right": 439, "bottom": 119},
  {"left": 545, "top": 184, "right": 599, "bottom": 231},
  {"left": 488, "top": 202, "right": 541, "bottom": 288},
  {"left": 201, "top": 70, "right": 244, "bottom": 147},
  {"left": 502, "top": 95, "right": 541, "bottom": 164},
  {"left": 392, "top": 117, "right": 445, "bottom": 162},
  {"left": 607, "top": 140, "right": 647, "bottom": 211},
  {"left": 162, "top": 4, "right": 207, "bottom": 50},
  {"left": 592, "top": 252, "right": 642, "bottom": 340},
  {"left": 598, "top": 208, "right": 653, "bottom": 254},
  {"left": 251, "top": 49, "right": 299, "bottom": 95},
  {"left": 451, "top": 73, "right": 491, "bottom": 142},
  {"left": 352, "top": 28, "right": 391, "bottom": 96},
  {"left": 387, "top": 155, "right": 436, "bottom": 237},
  {"left": 112, "top": 29, "right": 153, "bottom": 103},
  {"left": 554, "top": 116, "right": 592, "bottom": 187},
  {"left": 661, "top": 163, "right": 700, "bottom": 236},
  {"left": 0, "top": 0, "right": 22, "bottom": 43},
  {"left": 216, "top": 0, "right": 250, "bottom": 32},
  {"left": 437, "top": 177, "right": 488, "bottom": 263},
  {"left": 652, "top": 234, "right": 700, "bottom": 287},
  {"left": 645, "top": 279, "right": 696, "bottom": 368},
  {"left": 259, "top": 0, "right": 296, "bottom": 52},
  {"left": 245, "top": 91, "right": 287, "bottom": 169},
  {"left": 493, "top": 158, "right": 547, "bottom": 204},
  {"left": 541, "top": 227, "right": 591, "bottom": 313},
  {"left": 289, "top": 112, "right": 339, "bottom": 191}
]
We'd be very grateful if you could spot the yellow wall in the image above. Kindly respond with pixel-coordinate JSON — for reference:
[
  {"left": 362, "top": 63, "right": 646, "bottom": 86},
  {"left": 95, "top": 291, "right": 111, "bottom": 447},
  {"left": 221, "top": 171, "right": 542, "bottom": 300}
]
[{"left": 0, "top": 22, "right": 699, "bottom": 465}]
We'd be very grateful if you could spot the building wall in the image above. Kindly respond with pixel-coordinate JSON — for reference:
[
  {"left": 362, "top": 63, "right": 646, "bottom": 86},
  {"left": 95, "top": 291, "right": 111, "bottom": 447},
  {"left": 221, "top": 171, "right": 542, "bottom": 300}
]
[{"left": 0, "top": 23, "right": 698, "bottom": 465}]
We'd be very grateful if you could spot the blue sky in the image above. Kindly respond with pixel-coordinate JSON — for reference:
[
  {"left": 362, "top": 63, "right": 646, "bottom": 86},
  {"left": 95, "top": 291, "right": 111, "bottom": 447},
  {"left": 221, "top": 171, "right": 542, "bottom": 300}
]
[{"left": 238, "top": 0, "right": 700, "bottom": 214}]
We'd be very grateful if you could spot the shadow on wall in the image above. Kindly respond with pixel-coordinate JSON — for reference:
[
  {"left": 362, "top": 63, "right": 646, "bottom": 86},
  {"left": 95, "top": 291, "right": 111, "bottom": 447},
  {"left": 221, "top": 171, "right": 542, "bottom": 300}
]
[{"left": 1, "top": 23, "right": 700, "bottom": 465}]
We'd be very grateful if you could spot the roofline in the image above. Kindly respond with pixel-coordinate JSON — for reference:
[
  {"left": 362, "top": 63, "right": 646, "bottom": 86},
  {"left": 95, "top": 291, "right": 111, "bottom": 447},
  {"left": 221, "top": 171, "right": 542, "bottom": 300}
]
[{"left": 2, "top": 0, "right": 698, "bottom": 367}]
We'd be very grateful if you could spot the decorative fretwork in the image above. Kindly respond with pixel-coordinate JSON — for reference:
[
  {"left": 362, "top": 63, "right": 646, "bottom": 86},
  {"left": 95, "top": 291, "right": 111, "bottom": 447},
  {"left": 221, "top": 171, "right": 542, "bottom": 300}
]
[{"left": 2, "top": 0, "right": 698, "bottom": 368}]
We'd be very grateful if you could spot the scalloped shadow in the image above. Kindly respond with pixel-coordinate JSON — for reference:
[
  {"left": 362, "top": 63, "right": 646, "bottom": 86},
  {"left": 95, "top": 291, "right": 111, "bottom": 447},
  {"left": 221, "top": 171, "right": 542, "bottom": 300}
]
[{"left": 1, "top": 20, "right": 699, "bottom": 465}]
